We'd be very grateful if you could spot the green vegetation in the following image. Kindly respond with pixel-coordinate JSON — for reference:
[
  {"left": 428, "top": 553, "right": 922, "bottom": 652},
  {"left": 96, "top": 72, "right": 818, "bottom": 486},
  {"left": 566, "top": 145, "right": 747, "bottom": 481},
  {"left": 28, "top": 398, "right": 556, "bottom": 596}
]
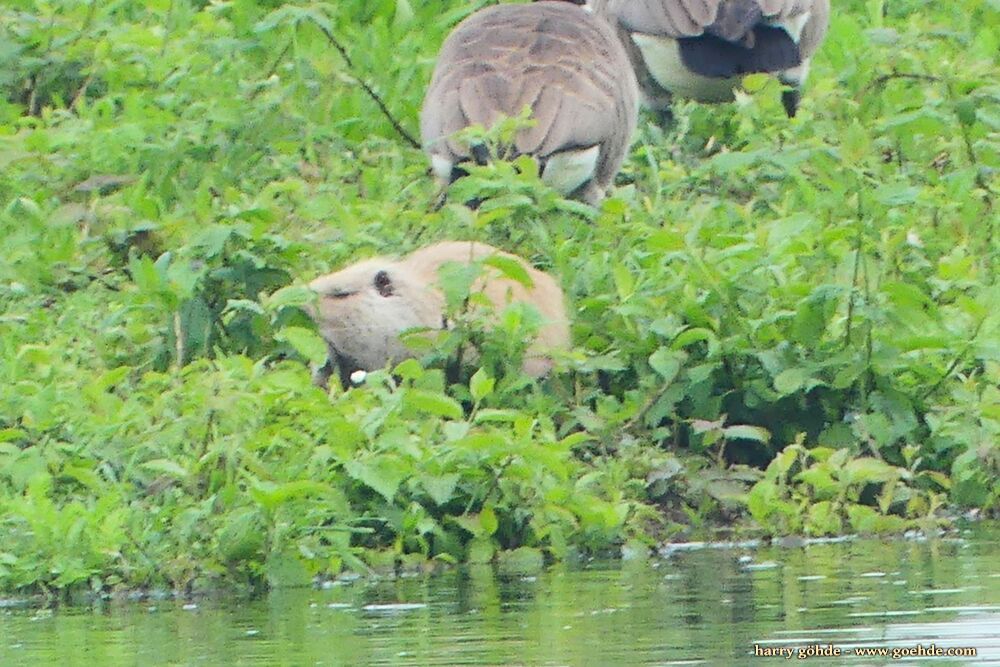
[{"left": 1, "top": 0, "right": 997, "bottom": 595}]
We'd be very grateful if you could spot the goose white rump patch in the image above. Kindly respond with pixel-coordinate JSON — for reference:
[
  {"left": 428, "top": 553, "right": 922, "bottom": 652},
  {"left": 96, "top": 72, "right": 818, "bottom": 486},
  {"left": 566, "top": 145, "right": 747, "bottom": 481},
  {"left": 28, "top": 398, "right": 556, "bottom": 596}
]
[
  {"left": 431, "top": 154, "right": 454, "bottom": 183},
  {"left": 541, "top": 144, "right": 601, "bottom": 196}
]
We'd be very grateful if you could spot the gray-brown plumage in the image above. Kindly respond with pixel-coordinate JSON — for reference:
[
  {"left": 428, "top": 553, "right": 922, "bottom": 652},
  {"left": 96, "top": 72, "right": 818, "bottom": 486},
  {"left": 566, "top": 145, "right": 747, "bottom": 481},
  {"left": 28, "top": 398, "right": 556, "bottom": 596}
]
[
  {"left": 595, "top": 0, "right": 830, "bottom": 117},
  {"left": 420, "top": 1, "right": 639, "bottom": 205}
]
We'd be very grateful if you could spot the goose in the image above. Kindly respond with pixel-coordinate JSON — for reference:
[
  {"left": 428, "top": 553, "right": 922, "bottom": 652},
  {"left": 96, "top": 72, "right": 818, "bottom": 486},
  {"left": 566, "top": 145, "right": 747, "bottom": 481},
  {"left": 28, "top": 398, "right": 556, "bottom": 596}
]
[
  {"left": 420, "top": 1, "right": 640, "bottom": 205},
  {"left": 594, "top": 0, "right": 830, "bottom": 117}
]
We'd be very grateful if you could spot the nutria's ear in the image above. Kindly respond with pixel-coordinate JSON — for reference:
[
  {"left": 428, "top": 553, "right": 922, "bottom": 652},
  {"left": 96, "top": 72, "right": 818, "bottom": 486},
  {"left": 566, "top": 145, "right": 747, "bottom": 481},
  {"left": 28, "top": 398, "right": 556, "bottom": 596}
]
[{"left": 373, "top": 270, "right": 393, "bottom": 297}]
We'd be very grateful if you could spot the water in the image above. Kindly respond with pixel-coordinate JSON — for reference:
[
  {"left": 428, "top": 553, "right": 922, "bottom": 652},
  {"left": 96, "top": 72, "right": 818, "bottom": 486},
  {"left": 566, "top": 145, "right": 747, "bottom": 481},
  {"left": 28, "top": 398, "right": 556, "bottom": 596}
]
[{"left": 2, "top": 525, "right": 998, "bottom": 665}]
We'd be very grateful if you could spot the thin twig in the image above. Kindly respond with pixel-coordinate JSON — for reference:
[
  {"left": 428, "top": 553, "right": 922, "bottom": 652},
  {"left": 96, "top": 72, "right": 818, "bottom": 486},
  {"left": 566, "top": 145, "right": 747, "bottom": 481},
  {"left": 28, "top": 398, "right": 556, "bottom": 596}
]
[
  {"left": 920, "top": 318, "right": 985, "bottom": 401},
  {"left": 247, "top": 39, "right": 294, "bottom": 101},
  {"left": 944, "top": 81, "right": 995, "bottom": 217},
  {"left": 463, "top": 456, "right": 513, "bottom": 515},
  {"left": 160, "top": 0, "right": 175, "bottom": 57},
  {"left": 844, "top": 189, "right": 865, "bottom": 348},
  {"left": 624, "top": 382, "right": 674, "bottom": 432},
  {"left": 311, "top": 20, "right": 421, "bottom": 149},
  {"left": 69, "top": 74, "right": 94, "bottom": 111},
  {"left": 27, "top": 75, "right": 39, "bottom": 116},
  {"left": 861, "top": 251, "right": 873, "bottom": 407},
  {"left": 859, "top": 71, "right": 941, "bottom": 99},
  {"left": 174, "top": 311, "right": 185, "bottom": 368}
]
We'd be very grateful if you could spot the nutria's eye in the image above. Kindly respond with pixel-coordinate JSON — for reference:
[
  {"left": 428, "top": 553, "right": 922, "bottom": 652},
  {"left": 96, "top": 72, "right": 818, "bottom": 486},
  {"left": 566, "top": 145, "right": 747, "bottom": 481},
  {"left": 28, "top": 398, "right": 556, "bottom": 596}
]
[
  {"left": 373, "top": 270, "right": 393, "bottom": 297},
  {"left": 327, "top": 289, "right": 356, "bottom": 299}
]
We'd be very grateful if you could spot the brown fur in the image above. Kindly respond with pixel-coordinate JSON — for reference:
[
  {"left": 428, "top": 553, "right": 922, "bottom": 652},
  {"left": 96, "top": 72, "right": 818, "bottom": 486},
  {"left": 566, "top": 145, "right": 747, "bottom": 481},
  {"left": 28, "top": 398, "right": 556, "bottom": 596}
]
[{"left": 308, "top": 241, "right": 571, "bottom": 382}]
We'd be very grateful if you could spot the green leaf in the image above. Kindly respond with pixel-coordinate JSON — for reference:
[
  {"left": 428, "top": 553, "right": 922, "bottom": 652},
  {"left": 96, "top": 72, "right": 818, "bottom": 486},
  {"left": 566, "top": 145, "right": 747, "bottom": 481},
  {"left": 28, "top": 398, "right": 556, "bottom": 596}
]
[
  {"left": 497, "top": 547, "right": 545, "bottom": 575},
  {"left": 393, "top": 0, "right": 415, "bottom": 26},
  {"left": 796, "top": 465, "right": 837, "bottom": 497},
  {"left": 265, "top": 551, "right": 312, "bottom": 588},
  {"left": 420, "top": 474, "right": 459, "bottom": 506},
  {"left": 484, "top": 254, "right": 534, "bottom": 289},
  {"left": 403, "top": 389, "right": 464, "bottom": 420},
  {"left": 218, "top": 508, "right": 264, "bottom": 561},
  {"left": 267, "top": 285, "right": 317, "bottom": 311},
  {"left": 806, "top": 501, "right": 841, "bottom": 536},
  {"left": 466, "top": 537, "right": 494, "bottom": 563},
  {"left": 344, "top": 458, "right": 409, "bottom": 502},
  {"left": 250, "top": 480, "right": 335, "bottom": 510},
  {"left": 671, "top": 327, "right": 716, "bottom": 350},
  {"left": 469, "top": 368, "right": 495, "bottom": 403},
  {"left": 479, "top": 506, "right": 498, "bottom": 536},
  {"left": 774, "top": 368, "right": 809, "bottom": 395},
  {"left": 0, "top": 429, "right": 26, "bottom": 443},
  {"left": 141, "top": 459, "right": 189, "bottom": 480},
  {"left": 723, "top": 425, "right": 771, "bottom": 444},
  {"left": 275, "top": 326, "right": 329, "bottom": 366},
  {"left": 842, "top": 458, "right": 901, "bottom": 486},
  {"left": 613, "top": 263, "right": 635, "bottom": 302},
  {"left": 648, "top": 347, "right": 682, "bottom": 383}
]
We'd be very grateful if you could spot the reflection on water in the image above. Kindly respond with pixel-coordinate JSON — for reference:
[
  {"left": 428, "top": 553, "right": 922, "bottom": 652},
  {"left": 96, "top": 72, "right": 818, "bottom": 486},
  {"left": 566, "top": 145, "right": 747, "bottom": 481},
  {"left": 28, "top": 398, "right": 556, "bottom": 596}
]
[{"left": 1, "top": 524, "right": 998, "bottom": 666}]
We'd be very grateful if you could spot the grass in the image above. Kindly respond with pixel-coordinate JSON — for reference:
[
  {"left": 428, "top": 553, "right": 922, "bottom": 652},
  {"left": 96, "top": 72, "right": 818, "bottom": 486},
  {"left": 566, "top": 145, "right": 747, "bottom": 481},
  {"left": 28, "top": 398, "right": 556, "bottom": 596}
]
[{"left": 0, "top": 0, "right": 997, "bottom": 594}]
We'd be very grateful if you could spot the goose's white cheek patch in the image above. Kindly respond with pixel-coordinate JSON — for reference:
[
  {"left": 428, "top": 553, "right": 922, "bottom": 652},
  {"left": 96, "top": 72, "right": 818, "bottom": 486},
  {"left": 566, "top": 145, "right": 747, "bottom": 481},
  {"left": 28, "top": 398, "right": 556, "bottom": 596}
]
[
  {"left": 632, "top": 34, "right": 738, "bottom": 102},
  {"left": 773, "top": 11, "right": 811, "bottom": 42}
]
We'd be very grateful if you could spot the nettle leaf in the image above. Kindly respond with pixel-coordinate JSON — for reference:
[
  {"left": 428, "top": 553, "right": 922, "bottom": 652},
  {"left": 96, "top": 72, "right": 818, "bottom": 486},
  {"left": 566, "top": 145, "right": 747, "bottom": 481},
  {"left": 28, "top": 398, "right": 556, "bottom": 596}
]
[
  {"left": 671, "top": 327, "right": 717, "bottom": 351},
  {"left": 0, "top": 430, "right": 25, "bottom": 444},
  {"left": 774, "top": 368, "right": 809, "bottom": 395},
  {"left": 420, "top": 474, "right": 460, "bottom": 506},
  {"left": 479, "top": 506, "right": 499, "bottom": 537},
  {"left": 842, "top": 458, "right": 901, "bottom": 486},
  {"left": 796, "top": 465, "right": 837, "bottom": 497},
  {"left": 768, "top": 446, "right": 803, "bottom": 478},
  {"left": 707, "top": 150, "right": 757, "bottom": 174},
  {"left": 139, "top": 458, "right": 188, "bottom": 480},
  {"left": 469, "top": 368, "right": 495, "bottom": 402},
  {"left": 874, "top": 183, "right": 920, "bottom": 206},
  {"left": 649, "top": 347, "right": 682, "bottom": 383},
  {"left": 436, "top": 261, "right": 479, "bottom": 311},
  {"left": 250, "top": 480, "right": 335, "bottom": 511},
  {"left": 806, "top": 501, "right": 841, "bottom": 536},
  {"left": 613, "top": 263, "right": 635, "bottom": 301},
  {"left": 473, "top": 409, "right": 521, "bottom": 424},
  {"left": 344, "top": 458, "right": 409, "bottom": 502},
  {"left": 225, "top": 299, "right": 266, "bottom": 316},
  {"left": 746, "top": 479, "right": 779, "bottom": 522},
  {"left": 449, "top": 513, "right": 485, "bottom": 537},
  {"left": 129, "top": 254, "right": 166, "bottom": 294},
  {"left": 404, "top": 389, "right": 464, "bottom": 420},
  {"left": 484, "top": 254, "right": 534, "bottom": 289},
  {"left": 266, "top": 285, "right": 316, "bottom": 311},
  {"left": 276, "top": 326, "right": 328, "bottom": 366},
  {"left": 466, "top": 537, "right": 495, "bottom": 563},
  {"left": 192, "top": 225, "right": 235, "bottom": 258},
  {"left": 882, "top": 282, "right": 937, "bottom": 317},
  {"left": 723, "top": 425, "right": 771, "bottom": 444}
]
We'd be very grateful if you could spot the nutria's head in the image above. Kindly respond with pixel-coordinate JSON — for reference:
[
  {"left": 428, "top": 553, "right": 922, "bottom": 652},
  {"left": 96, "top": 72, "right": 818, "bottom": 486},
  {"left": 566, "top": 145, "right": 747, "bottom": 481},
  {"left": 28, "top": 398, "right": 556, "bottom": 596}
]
[{"left": 308, "top": 258, "right": 444, "bottom": 386}]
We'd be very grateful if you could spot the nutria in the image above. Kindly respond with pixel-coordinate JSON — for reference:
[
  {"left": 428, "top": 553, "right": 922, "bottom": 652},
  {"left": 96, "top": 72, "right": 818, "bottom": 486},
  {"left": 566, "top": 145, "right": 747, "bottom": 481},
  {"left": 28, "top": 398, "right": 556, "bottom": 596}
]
[{"left": 308, "top": 241, "right": 571, "bottom": 387}]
